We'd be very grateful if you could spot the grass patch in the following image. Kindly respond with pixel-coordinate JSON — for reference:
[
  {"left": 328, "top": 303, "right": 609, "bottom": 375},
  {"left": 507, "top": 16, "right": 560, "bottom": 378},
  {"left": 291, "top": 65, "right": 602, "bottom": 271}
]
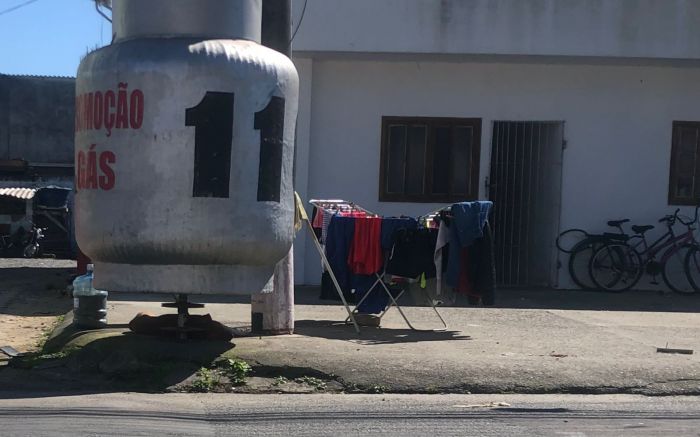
[
  {"left": 215, "top": 358, "right": 251, "bottom": 386},
  {"left": 369, "top": 384, "right": 388, "bottom": 394},
  {"left": 296, "top": 376, "right": 327, "bottom": 391},
  {"left": 10, "top": 350, "right": 73, "bottom": 369},
  {"left": 190, "top": 367, "right": 221, "bottom": 393},
  {"left": 36, "top": 314, "right": 67, "bottom": 351},
  {"left": 272, "top": 376, "right": 289, "bottom": 387},
  {"left": 188, "top": 358, "right": 253, "bottom": 393}
]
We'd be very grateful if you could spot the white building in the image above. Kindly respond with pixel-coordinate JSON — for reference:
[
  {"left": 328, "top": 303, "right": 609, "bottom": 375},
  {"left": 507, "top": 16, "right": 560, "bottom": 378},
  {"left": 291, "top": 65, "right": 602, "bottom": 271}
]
[{"left": 290, "top": 0, "right": 700, "bottom": 289}]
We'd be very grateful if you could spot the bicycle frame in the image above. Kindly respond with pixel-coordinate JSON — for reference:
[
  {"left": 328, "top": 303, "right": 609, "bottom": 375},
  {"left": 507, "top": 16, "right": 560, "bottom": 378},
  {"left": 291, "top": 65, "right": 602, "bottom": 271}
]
[
  {"left": 629, "top": 227, "right": 696, "bottom": 265},
  {"left": 588, "top": 206, "right": 700, "bottom": 293}
]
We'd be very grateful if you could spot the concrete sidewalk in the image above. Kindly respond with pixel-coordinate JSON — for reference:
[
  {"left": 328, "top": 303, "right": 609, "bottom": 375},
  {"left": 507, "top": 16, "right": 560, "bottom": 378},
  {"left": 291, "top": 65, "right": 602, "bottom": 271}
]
[
  {"left": 2, "top": 273, "right": 700, "bottom": 395},
  {"left": 57, "top": 288, "right": 700, "bottom": 395}
]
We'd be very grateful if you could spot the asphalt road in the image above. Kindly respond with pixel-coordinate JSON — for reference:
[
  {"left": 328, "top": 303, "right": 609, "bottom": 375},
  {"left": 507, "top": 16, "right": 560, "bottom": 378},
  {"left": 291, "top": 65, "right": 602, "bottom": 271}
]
[{"left": 0, "top": 393, "right": 699, "bottom": 436}]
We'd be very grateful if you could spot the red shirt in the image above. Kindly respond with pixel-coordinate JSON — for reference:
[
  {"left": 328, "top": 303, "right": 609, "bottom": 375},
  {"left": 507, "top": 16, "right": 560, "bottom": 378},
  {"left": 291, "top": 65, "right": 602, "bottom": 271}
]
[{"left": 348, "top": 217, "right": 384, "bottom": 275}]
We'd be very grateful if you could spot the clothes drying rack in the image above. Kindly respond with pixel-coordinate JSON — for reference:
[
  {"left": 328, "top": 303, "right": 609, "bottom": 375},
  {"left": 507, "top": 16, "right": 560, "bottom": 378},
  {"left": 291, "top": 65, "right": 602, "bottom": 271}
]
[{"left": 298, "top": 196, "right": 448, "bottom": 334}]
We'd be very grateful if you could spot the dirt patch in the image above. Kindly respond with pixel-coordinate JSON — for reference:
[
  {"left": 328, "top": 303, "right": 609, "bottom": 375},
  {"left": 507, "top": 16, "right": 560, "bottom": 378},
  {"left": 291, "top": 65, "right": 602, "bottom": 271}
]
[{"left": 0, "top": 258, "right": 76, "bottom": 353}]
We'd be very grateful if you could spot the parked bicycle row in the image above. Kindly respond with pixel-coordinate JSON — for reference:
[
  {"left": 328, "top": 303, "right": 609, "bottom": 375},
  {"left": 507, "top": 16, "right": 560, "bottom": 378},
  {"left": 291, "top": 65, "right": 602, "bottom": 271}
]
[{"left": 556, "top": 207, "right": 700, "bottom": 294}]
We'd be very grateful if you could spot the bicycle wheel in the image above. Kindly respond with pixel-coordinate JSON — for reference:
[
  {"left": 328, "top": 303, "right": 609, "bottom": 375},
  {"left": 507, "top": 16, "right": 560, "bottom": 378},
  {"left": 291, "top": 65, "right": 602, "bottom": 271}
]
[
  {"left": 22, "top": 243, "right": 38, "bottom": 259},
  {"left": 567, "top": 238, "right": 603, "bottom": 290},
  {"left": 557, "top": 229, "right": 588, "bottom": 254},
  {"left": 684, "top": 245, "right": 700, "bottom": 293},
  {"left": 589, "top": 243, "right": 642, "bottom": 292},
  {"left": 662, "top": 245, "right": 696, "bottom": 295}
]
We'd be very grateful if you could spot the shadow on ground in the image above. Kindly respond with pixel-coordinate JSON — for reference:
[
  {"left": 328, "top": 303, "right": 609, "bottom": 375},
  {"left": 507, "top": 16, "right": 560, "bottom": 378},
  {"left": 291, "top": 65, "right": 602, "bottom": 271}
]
[
  {"left": 2, "top": 323, "right": 235, "bottom": 398},
  {"left": 286, "top": 286, "right": 700, "bottom": 313},
  {"left": 108, "top": 286, "right": 700, "bottom": 314},
  {"left": 493, "top": 288, "right": 700, "bottom": 312},
  {"left": 293, "top": 319, "right": 471, "bottom": 345}
]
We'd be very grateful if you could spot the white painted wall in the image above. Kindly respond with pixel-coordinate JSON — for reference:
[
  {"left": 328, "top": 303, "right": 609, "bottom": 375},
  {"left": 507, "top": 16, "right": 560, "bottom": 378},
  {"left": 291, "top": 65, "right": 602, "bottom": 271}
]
[
  {"left": 294, "top": 57, "right": 700, "bottom": 287},
  {"left": 292, "top": 0, "right": 700, "bottom": 60}
]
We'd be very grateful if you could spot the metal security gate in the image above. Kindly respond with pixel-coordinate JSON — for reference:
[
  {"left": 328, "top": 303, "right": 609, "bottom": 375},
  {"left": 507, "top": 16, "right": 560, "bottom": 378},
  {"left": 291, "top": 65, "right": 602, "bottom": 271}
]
[{"left": 488, "top": 121, "right": 564, "bottom": 287}]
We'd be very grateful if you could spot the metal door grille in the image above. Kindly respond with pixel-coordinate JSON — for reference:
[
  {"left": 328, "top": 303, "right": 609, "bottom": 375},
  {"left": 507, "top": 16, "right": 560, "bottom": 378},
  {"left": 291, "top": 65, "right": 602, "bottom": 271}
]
[{"left": 489, "top": 121, "right": 564, "bottom": 287}]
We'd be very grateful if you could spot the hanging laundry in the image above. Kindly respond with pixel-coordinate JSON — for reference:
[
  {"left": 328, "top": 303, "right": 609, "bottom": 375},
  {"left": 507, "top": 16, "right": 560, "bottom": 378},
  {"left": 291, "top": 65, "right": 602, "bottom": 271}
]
[
  {"left": 434, "top": 218, "right": 451, "bottom": 297},
  {"left": 321, "top": 209, "right": 334, "bottom": 245},
  {"left": 471, "top": 221, "right": 496, "bottom": 306},
  {"left": 347, "top": 216, "right": 384, "bottom": 275},
  {"left": 353, "top": 275, "right": 390, "bottom": 314},
  {"left": 453, "top": 201, "right": 493, "bottom": 246},
  {"left": 325, "top": 215, "right": 356, "bottom": 296},
  {"left": 385, "top": 228, "right": 438, "bottom": 279},
  {"left": 446, "top": 201, "right": 493, "bottom": 288},
  {"left": 312, "top": 206, "right": 324, "bottom": 229},
  {"left": 380, "top": 217, "right": 418, "bottom": 250},
  {"left": 450, "top": 222, "right": 496, "bottom": 306},
  {"left": 320, "top": 270, "right": 337, "bottom": 301},
  {"left": 455, "top": 247, "right": 473, "bottom": 295},
  {"left": 342, "top": 211, "right": 369, "bottom": 218}
]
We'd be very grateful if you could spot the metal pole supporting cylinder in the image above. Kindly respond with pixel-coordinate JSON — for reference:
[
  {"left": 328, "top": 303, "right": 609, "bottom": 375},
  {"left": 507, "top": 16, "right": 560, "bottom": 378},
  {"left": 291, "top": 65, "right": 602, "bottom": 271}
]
[
  {"left": 251, "top": 248, "right": 294, "bottom": 334},
  {"left": 252, "top": 0, "right": 294, "bottom": 335},
  {"left": 261, "top": 0, "right": 292, "bottom": 57}
]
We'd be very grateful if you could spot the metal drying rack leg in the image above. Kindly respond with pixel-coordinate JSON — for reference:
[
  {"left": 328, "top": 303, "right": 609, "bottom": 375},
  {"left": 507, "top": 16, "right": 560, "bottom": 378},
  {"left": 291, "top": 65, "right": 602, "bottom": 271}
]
[
  {"left": 343, "top": 277, "right": 379, "bottom": 321},
  {"left": 304, "top": 218, "right": 361, "bottom": 334},
  {"left": 427, "top": 294, "right": 448, "bottom": 331},
  {"left": 345, "top": 273, "right": 448, "bottom": 332}
]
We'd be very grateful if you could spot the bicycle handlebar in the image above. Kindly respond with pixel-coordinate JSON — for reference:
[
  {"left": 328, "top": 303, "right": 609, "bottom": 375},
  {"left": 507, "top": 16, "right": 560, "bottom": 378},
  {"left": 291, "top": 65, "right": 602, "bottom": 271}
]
[
  {"left": 672, "top": 206, "right": 699, "bottom": 227},
  {"left": 659, "top": 209, "right": 679, "bottom": 225}
]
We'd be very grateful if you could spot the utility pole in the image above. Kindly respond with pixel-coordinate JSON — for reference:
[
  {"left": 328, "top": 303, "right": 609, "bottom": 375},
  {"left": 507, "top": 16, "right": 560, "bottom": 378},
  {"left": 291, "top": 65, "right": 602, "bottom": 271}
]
[
  {"left": 251, "top": 0, "right": 294, "bottom": 335},
  {"left": 261, "top": 0, "right": 292, "bottom": 57}
]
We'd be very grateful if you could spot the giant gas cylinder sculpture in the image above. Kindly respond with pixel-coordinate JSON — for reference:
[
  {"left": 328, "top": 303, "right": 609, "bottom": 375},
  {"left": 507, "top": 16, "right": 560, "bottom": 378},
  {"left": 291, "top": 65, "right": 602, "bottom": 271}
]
[{"left": 74, "top": 0, "right": 299, "bottom": 294}]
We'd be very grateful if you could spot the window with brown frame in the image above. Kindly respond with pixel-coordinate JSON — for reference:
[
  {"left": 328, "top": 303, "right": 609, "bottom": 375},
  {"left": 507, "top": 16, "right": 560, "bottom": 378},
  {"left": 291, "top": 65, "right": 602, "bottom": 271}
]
[
  {"left": 379, "top": 116, "right": 481, "bottom": 203},
  {"left": 669, "top": 121, "right": 700, "bottom": 205}
]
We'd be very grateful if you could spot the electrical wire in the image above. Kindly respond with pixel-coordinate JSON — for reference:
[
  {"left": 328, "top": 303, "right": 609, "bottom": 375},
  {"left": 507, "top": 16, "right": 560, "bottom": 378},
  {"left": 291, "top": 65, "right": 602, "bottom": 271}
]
[
  {"left": 288, "top": 0, "right": 308, "bottom": 47},
  {"left": 0, "top": 0, "right": 41, "bottom": 17}
]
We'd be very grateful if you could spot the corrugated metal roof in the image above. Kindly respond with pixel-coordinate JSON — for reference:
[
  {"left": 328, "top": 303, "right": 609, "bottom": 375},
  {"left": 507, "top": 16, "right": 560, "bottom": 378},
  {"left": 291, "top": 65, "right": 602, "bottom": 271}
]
[
  {"left": 0, "top": 188, "right": 37, "bottom": 200},
  {"left": 0, "top": 73, "right": 76, "bottom": 80}
]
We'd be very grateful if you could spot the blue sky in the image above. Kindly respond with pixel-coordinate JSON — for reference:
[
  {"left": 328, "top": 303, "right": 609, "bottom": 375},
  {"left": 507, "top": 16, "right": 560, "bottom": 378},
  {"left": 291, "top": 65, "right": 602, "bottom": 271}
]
[{"left": 0, "top": 0, "right": 107, "bottom": 77}]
